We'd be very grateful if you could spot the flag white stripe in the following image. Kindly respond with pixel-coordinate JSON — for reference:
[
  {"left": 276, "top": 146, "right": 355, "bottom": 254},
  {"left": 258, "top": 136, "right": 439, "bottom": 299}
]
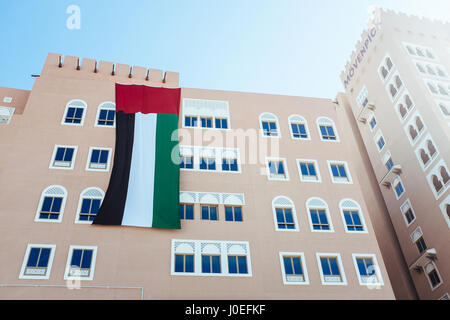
[{"left": 121, "top": 113, "right": 157, "bottom": 227}]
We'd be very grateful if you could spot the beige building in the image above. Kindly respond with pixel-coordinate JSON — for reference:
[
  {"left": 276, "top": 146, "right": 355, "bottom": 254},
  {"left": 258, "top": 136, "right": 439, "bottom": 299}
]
[
  {"left": 0, "top": 8, "right": 447, "bottom": 300},
  {"left": 340, "top": 8, "right": 450, "bottom": 300}
]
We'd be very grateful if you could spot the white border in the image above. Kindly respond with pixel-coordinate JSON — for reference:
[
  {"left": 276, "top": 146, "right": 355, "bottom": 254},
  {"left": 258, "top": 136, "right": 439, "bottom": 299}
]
[
  {"left": 400, "top": 199, "right": 416, "bottom": 228},
  {"left": 74, "top": 187, "right": 105, "bottom": 224},
  {"left": 305, "top": 197, "right": 334, "bottom": 233},
  {"left": 19, "top": 244, "right": 56, "bottom": 280},
  {"left": 259, "top": 112, "right": 281, "bottom": 138},
  {"left": 326, "top": 160, "right": 353, "bottom": 184},
  {"left": 351, "top": 253, "right": 384, "bottom": 287},
  {"left": 265, "top": 157, "right": 290, "bottom": 181},
  {"left": 61, "top": 99, "right": 87, "bottom": 127},
  {"left": 34, "top": 185, "right": 68, "bottom": 223},
  {"left": 288, "top": 115, "right": 311, "bottom": 141},
  {"left": 49, "top": 145, "right": 78, "bottom": 170},
  {"left": 316, "top": 117, "right": 340, "bottom": 142},
  {"left": 94, "top": 101, "right": 116, "bottom": 128},
  {"left": 316, "top": 253, "right": 347, "bottom": 286},
  {"left": 64, "top": 245, "right": 98, "bottom": 281},
  {"left": 339, "top": 199, "right": 368, "bottom": 234},
  {"left": 279, "top": 252, "right": 310, "bottom": 285},
  {"left": 296, "top": 159, "right": 321, "bottom": 183},
  {"left": 272, "top": 196, "right": 299, "bottom": 232},
  {"left": 85, "top": 147, "right": 113, "bottom": 172}
]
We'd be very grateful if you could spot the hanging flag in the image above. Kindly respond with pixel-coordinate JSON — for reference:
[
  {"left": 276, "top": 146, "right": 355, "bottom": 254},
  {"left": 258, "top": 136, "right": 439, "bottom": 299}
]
[{"left": 93, "top": 83, "right": 181, "bottom": 229}]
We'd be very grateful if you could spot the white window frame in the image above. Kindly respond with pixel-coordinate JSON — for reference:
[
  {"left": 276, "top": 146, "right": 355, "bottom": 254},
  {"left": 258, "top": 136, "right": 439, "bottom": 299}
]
[
  {"left": 64, "top": 245, "right": 98, "bottom": 281},
  {"left": 400, "top": 199, "right": 416, "bottom": 228},
  {"left": 351, "top": 254, "right": 384, "bottom": 287},
  {"left": 288, "top": 115, "right": 311, "bottom": 140},
  {"left": 75, "top": 187, "right": 105, "bottom": 224},
  {"left": 439, "top": 195, "right": 450, "bottom": 229},
  {"left": 259, "top": 112, "right": 281, "bottom": 138},
  {"left": 404, "top": 111, "right": 427, "bottom": 146},
  {"left": 316, "top": 117, "right": 340, "bottom": 142},
  {"left": 34, "top": 185, "right": 68, "bottom": 223},
  {"left": 306, "top": 197, "right": 334, "bottom": 233},
  {"left": 279, "top": 252, "right": 310, "bottom": 285},
  {"left": 94, "top": 101, "right": 116, "bottom": 128},
  {"left": 296, "top": 159, "right": 321, "bottom": 183},
  {"left": 373, "top": 129, "right": 386, "bottom": 152},
  {"left": 339, "top": 199, "right": 368, "bottom": 234},
  {"left": 403, "top": 42, "right": 437, "bottom": 62},
  {"left": 424, "top": 261, "right": 443, "bottom": 291},
  {"left": 316, "top": 253, "right": 347, "bottom": 286},
  {"left": 392, "top": 177, "right": 406, "bottom": 200},
  {"left": 49, "top": 145, "right": 78, "bottom": 170},
  {"left": 265, "top": 157, "right": 289, "bottom": 181},
  {"left": 85, "top": 147, "right": 113, "bottom": 172},
  {"left": 19, "top": 244, "right": 56, "bottom": 280},
  {"left": 61, "top": 99, "right": 88, "bottom": 127},
  {"left": 272, "top": 196, "right": 299, "bottom": 232},
  {"left": 171, "top": 239, "right": 252, "bottom": 277},
  {"left": 368, "top": 115, "right": 377, "bottom": 132},
  {"left": 427, "top": 159, "right": 450, "bottom": 200},
  {"left": 179, "top": 146, "right": 242, "bottom": 174},
  {"left": 327, "top": 160, "right": 353, "bottom": 184},
  {"left": 414, "top": 134, "right": 439, "bottom": 171},
  {"left": 356, "top": 86, "right": 369, "bottom": 108}
]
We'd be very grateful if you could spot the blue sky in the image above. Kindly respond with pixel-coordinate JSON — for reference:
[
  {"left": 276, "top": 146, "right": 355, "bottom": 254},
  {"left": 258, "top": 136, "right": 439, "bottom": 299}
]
[{"left": 1, "top": 0, "right": 449, "bottom": 99}]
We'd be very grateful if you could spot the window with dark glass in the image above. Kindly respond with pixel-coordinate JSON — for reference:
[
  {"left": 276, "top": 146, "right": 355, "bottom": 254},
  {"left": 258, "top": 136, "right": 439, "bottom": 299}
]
[{"left": 225, "top": 206, "right": 243, "bottom": 222}]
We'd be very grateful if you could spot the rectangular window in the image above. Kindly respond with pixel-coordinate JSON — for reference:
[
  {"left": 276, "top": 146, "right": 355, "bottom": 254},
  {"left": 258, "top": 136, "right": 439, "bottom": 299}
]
[
  {"left": 201, "top": 117, "right": 213, "bottom": 128},
  {"left": 222, "top": 158, "right": 238, "bottom": 172},
  {"left": 356, "top": 258, "right": 376, "bottom": 281},
  {"left": 202, "top": 255, "right": 221, "bottom": 274},
  {"left": 39, "top": 196, "right": 63, "bottom": 220},
  {"left": 66, "top": 247, "right": 96, "bottom": 280},
  {"left": 180, "top": 203, "right": 194, "bottom": 220},
  {"left": 275, "top": 208, "right": 295, "bottom": 230},
  {"left": 427, "top": 267, "right": 442, "bottom": 289},
  {"left": 228, "top": 256, "right": 248, "bottom": 274},
  {"left": 310, "top": 209, "right": 330, "bottom": 231},
  {"left": 174, "top": 254, "right": 194, "bottom": 273},
  {"left": 369, "top": 117, "right": 377, "bottom": 130},
  {"left": 201, "top": 205, "right": 218, "bottom": 221},
  {"left": 180, "top": 155, "right": 194, "bottom": 169},
  {"left": 268, "top": 160, "right": 286, "bottom": 179},
  {"left": 65, "top": 107, "right": 84, "bottom": 124},
  {"left": 97, "top": 109, "right": 115, "bottom": 126},
  {"left": 377, "top": 137, "right": 386, "bottom": 151},
  {"left": 330, "top": 163, "right": 349, "bottom": 182},
  {"left": 215, "top": 118, "right": 228, "bottom": 129},
  {"left": 300, "top": 162, "right": 317, "bottom": 179},
  {"left": 200, "top": 157, "right": 216, "bottom": 171},
  {"left": 225, "top": 206, "right": 243, "bottom": 222},
  {"left": 88, "top": 149, "right": 110, "bottom": 170},
  {"left": 319, "top": 257, "right": 342, "bottom": 283},
  {"left": 262, "top": 121, "right": 278, "bottom": 137},
  {"left": 291, "top": 123, "right": 308, "bottom": 139},
  {"left": 320, "top": 126, "right": 336, "bottom": 140},
  {"left": 185, "top": 116, "right": 198, "bottom": 127},
  {"left": 353, "top": 255, "right": 383, "bottom": 286},
  {"left": 386, "top": 158, "right": 394, "bottom": 171},
  {"left": 404, "top": 208, "right": 415, "bottom": 225},
  {"left": 395, "top": 181, "right": 405, "bottom": 198},
  {"left": 343, "top": 210, "right": 364, "bottom": 231},
  {"left": 52, "top": 147, "right": 75, "bottom": 168},
  {"left": 79, "top": 198, "right": 101, "bottom": 222},
  {"left": 20, "top": 245, "right": 56, "bottom": 279},
  {"left": 283, "top": 256, "right": 304, "bottom": 282},
  {"left": 416, "top": 236, "right": 427, "bottom": 254}
]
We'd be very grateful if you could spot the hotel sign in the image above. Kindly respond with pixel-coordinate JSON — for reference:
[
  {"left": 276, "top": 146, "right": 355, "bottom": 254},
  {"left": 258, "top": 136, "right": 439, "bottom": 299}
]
[{"left": 343, "top": 24, "right": 381, "bottom": 89}]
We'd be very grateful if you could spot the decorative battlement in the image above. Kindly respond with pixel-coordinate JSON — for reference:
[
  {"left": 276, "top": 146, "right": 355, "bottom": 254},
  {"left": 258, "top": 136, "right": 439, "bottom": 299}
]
[
  {"left": 41, "top": 53, "right": 180, "bottom": 87},
  {"left": 340, "top": 7, "right": 450, "bottom": 91}
]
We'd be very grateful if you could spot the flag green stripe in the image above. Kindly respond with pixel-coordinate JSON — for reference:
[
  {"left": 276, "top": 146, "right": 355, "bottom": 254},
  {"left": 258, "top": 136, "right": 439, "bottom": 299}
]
[{"left": 152, "top": 113, "right": 181, "bottom": 229}]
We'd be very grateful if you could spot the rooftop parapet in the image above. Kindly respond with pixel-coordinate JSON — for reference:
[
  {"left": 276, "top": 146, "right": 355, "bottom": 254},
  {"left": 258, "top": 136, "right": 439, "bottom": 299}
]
[{"left": 41, "top": 53, "right": 180, "bottom": 88}]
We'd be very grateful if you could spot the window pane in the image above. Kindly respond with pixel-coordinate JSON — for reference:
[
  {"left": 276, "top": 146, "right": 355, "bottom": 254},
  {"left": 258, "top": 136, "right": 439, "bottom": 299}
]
[
  {"left": 37, "top": 248, "right": 51, "bottom": 268},
  {"left": 81, "top": 250, "right": 93, "bottom": 269},
  {"left": 210, "top": 206, "right": 218, "bottom": 220},
  {"left": 41, "top": 197, "right": 53, "bottom": 212},
  {"left": 228, "top": 256, "right": 237, "bottom": 274},
  {"left": 329, "top": 258, "right": 340, "bottom": 275},
  {"left": 185, "top": 255, "right": 194, "bottom": 273},
  {"left": 201, "top": 206, "right": 209, "bottom": 220},
  {"left": 338, "top": 166, "right": 347, "bottom": 177},
  {"left": 331, "top": 165, "right": 339, "bottom": 177},
  {"left": 292, "top": 257, "right": 303, "bottom": 275},
  {"left": 81, "top": 199, "right": 92, "bottom": 214},
  {"left": 91, "top": 199, "right": 101, "bottom": 214},
  {"left": 27, "top": 248, "right": 40, "bottom": 267},
  {"left": 100, "top": 151, "right": 109, "bottom": 164},
  {"left": 357, "top": 258, "right": 367, "bottom": 276},
  {"left": 175, "top": 254, "right": 184, "bottom": 272},
  {"left": 212, "top": 256, "right": 221, "bottom": 273},
  {"left": 51, "top": 197, "right": 62, "bottom": 213},
  {"left": 186, "top": 205, "right": 194, "bottom": 220},
  {"left": 238, "top": 256, "right": 248, "bottom": 274},
  {"left": 320, "top": 258, "right": 331, "bottom": 275},
  {"left": 284, "top": 257, "right": 293, "bottom": 275},
  {"left": 91, "top": 150, "right": 100, "bottom": 163},
  {"left": 55, "top": 148, "right": 65, "bottom": 161},
  {"left": 70, "top": 249, "right": 82, "bottom": 267},
  {"left": 234, "top": 207, "right": 243, "bottom": 221},
  {"left": 225, "top": 206, "right": 233, "bottom": 221},
  {"left": 308, "top": 163, "right": 316, "bottom": 176},
  {"left": 300, "top": 163, "right": 308, "bottom": 176}
]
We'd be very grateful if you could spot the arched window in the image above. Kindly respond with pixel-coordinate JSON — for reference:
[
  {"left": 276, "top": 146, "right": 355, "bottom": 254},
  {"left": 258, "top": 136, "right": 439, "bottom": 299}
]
[
  {"left": 405, "top": 95, "right": 413, "bottom": 110},
  {"left": 428, "top": 140, "right": 437, "bottom": 157},
  {"left": 96, "top": 102, "right": 116, "bottom": 127},
  {"left": 386, "top": 57, "right": 393, "bottom": 70},
  {"left": 339, "top": 199, "right": 366, "bottom": 233},
  {"left": 380, "top": 66, "right": 388, "bottom": 79},
  {"left": 76, "top": 188, "right": 104, "bottom": 223},
  {"left": 390, "top": 84, "right": 397, "bottom": 98},
  {"left": 317, "top": 117, "right": 339, "bottom": 141},
  {"left": 289, "top": 115, "right": 309, "bottom": 140},
  {"left": 395, "top": 76, "right": 403, "bottom": 89},
  {"left": 420, "top": 149, "right": 430, "bottom": 166},
  {"left": 409, "top": 125, "right": 418, "bottom": 141},
  {"left": 432, "top": 175, "right": 443, "bottom": 193},
  {"left": 398, "top": 104, "right": 407, "bottom": 118},
  {"left": 415, "top": 116, "right": 424, "bottom": 132},
  {"left": 306, "top": 197, "right": 333, "bottom": 232},
  {"left": 62, "top": 99, "right": 87, "bottom": 126},
  {"left": 272, "top": 196, "right": 298, "bottom": 231},
  {"left": 260, "top": 113, "right": 280, "bottom": 137},
  {"left": 35, "top": 185, "right": 68, "bottom": 222},
  {"left": 441, "top": 167, "right": 450, "bottom": 185}
]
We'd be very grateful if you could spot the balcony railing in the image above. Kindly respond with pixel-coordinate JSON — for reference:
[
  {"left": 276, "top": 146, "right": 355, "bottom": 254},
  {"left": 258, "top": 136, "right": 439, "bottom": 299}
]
[
  {"left": 357, "top": 102, "right": 376, "bottom": 123},
  {"left": 380, "top": 164, "right": 402, "bottom": 187}
]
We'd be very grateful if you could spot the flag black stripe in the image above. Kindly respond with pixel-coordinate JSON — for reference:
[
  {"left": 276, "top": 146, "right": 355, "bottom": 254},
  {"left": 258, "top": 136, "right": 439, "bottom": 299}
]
[{"left": 93, "top": 111, "right": 135, "bottom": 226}]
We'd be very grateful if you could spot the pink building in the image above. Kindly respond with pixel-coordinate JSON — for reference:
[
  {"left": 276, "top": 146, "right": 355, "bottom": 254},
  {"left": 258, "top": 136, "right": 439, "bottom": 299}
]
[{"left": 0, "top": 8, "right": 447, "bottom": 300}]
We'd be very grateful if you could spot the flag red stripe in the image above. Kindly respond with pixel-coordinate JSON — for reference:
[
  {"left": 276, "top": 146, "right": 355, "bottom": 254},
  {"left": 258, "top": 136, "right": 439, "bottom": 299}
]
[{"left": 115, "top": 83, "right": 181, "bottom": 115}]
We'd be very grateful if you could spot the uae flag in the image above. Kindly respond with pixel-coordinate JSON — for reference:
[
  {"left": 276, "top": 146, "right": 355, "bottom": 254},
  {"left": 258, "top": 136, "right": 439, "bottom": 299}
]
[{"left": 93, "top": 83, "right": 181, "bottom": 229}]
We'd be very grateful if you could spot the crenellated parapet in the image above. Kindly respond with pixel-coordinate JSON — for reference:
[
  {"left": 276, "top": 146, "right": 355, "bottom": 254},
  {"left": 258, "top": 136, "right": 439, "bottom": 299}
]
[{"left": 41, "top": 53, "right": 180, "bottom": 88}]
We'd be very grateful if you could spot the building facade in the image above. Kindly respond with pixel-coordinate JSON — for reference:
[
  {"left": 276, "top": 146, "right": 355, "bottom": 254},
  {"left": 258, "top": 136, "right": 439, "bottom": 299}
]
[
  {"left": 0, "top": 8, "right": 448, "bottom": 300},
  {"left": 340, "top": 8, "right": 450, "bottom": 300}
]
